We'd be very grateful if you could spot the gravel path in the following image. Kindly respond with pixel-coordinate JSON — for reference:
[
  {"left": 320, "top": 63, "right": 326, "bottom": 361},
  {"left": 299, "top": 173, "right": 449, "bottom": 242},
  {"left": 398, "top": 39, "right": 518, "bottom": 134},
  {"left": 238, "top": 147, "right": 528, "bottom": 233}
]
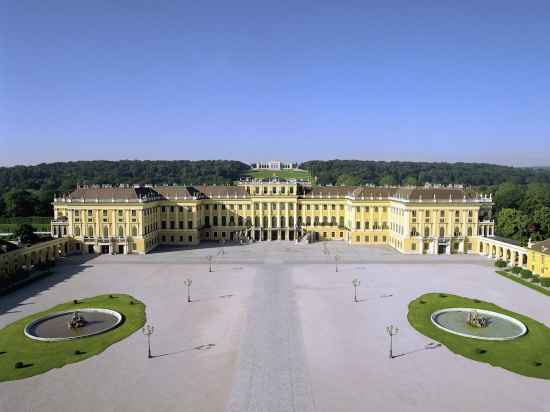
[{"left": 225, "top": 262, "right": 315, "bottom": 412}]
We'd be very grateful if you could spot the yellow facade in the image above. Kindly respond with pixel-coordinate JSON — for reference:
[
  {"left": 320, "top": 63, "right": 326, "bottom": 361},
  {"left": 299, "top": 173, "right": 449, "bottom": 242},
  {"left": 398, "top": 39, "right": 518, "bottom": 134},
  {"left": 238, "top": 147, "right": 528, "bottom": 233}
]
[
  {"left": 528, "top": 239, "right": 550, "bottom": 278},
  {"left": 51, "top": 182, "right": 495, "bottom": 256},
  {"left": 0, "top": 237, "right": 75, "bottom": 277}
]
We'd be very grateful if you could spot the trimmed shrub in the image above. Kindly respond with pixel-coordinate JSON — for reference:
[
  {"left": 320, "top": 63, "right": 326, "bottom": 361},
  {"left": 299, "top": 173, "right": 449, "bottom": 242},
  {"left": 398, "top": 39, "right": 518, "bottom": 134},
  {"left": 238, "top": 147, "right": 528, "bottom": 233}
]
[
  {"left": 532, "top": 275, "right": 540, "bottom": 284},
  {"left": 494, "top": 260, "right": 507, "bottom": 268},
  {"left": 511, "top": 266, "right": 522, "bottom": 274},
  {"left": 521, "top": 269, "right": 533, "bottom": 279},
  {"left": 541, "top": 278, "right": 550, "bottom": 287}
]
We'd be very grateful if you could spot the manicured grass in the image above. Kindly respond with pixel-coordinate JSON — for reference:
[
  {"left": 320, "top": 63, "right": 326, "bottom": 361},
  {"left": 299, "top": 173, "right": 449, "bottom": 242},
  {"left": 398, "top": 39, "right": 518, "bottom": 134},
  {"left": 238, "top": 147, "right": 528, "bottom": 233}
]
[
  {"left": 0, "top": 294, "right": 146, "bottom": 382},
  {"left": 241, "top": 169, "right": 312, "bottom": 181},
  {"left": 0, "top": 223, "right": 50, "bottom": 232},
  {"left": 408, "top": 293, "right": 550, "bottom": 379},
  {"left": 496, "top": 270, "right": 550, "bottom": 297}
]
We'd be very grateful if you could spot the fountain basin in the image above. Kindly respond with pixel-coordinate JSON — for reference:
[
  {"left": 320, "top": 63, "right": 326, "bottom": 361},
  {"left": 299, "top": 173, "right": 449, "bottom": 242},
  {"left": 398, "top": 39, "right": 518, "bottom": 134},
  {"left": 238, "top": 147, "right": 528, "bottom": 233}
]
[
  {"left": 24, "top": 308, "right": 123, "bottom": 342},
  {"left": 431, "top": 308, "right": 527, "bottom": 341}
]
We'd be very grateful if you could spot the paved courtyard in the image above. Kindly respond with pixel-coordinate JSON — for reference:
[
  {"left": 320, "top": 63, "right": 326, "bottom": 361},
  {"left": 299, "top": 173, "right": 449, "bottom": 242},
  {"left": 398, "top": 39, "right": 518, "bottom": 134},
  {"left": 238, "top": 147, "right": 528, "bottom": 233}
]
[{"left": 1, "top": 241, "right": 550, "bottom": 412}]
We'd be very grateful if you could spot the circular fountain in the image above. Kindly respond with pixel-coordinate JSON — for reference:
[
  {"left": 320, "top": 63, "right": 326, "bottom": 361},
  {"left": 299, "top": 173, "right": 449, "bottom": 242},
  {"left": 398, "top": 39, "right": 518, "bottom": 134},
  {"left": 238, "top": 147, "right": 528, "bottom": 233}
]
[
  {"left": 431, "top": 308, "right": 527, "bottom": 341},
  {"left": 24, "top": 308, "right": 123, "bottom": 342}
]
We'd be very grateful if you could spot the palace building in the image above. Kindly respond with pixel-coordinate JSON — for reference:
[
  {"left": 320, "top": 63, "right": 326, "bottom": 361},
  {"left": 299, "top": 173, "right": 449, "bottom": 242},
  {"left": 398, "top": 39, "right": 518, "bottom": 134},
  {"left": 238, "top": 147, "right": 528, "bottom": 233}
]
[{"left": 51, "top": 180, "right": 495, "bottom": 256}]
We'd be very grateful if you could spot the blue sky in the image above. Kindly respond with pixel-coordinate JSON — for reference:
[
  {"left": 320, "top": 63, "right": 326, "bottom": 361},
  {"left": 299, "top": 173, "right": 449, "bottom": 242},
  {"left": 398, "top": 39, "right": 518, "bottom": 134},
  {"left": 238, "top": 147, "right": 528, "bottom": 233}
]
[{"left": 1, "top": 1, "right": 549, "bottom": 167}]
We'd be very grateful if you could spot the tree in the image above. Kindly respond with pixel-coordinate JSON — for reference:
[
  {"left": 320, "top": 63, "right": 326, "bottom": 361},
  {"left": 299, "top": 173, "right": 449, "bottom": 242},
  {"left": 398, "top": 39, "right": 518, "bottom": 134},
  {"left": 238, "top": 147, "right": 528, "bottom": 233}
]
[
  {"left": 378, "top": 175, "right": 396, "bottom": 186},
  {"left": 520, "top": 183, "right": 550, "bottom": 215},
  {"left": 533, "top": 207, "right": 550, "bottom": 240},
  {"left": 336, "top": 174, "right": 362, "bottom": 186},
  {"left": 493, "top": 182, "right": 524, "bottom": 211},
  {"left": 14, "top": 224, "right": 38, "bottom": 244},
  {"left": 403, "top": 176, "right": 418, "bottom": 186},
  {"left": 34, "top": 190, "right": 54, "bottom": 216},
  {"left": 4, "top": 190, "right": 36, "bottom": 217},
  {"left": 495, "top": 208, "right": 530, "bottom": 244}
]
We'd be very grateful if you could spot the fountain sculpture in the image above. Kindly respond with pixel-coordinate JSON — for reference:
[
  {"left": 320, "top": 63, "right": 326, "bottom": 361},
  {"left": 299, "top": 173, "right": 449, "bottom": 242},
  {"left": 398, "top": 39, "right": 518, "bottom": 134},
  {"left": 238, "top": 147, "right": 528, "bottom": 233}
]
[
  {"left": 68, "top": 311, "right": 88, "bottom": 329},
  {"left": 466, "top": 310, "right": 489, "bottom": 328}
]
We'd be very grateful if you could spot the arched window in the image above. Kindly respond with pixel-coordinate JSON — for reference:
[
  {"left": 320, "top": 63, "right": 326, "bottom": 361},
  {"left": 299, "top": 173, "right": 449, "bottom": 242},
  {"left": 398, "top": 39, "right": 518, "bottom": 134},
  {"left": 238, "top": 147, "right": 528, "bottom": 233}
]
[
  {"left": 280, "top": 216, "right": 286, "bottom": 227},
  {"left": 314, "top": 216, "right": 319, "bottom": 226},
  {"left": 254, "top": 216, "right": 260, "bottom": 227},
  {"left": 88, "top": 226, "right": 94, "bottom": 237},
  {"left": 411, "top": 227, "right": 417, "bottom": 236},
  {"left": 439, "top": 227, "right": 445, "bottom": 237},
  {"left": 118, "top": 226, "right": 124, "bottom": 237},
  {"left": 424, "top": 227, "right": 430, "bottom": 237},
  {"left": 289, "top": 216, "right": 294, "bottom": 227},
  {"left": 132, "top": 226, "right": 138, "bottom": 237},
  {"left": 103, "top": 225, "right": 109, "bottom": 238},
  {"left": 74, "top": 226, "right": 81, "bottom": 236},
  {"left": 306, "top": 216, "right": 311, "bottom": 226},
  {"left": 271, "top": 216, "right": 277, "bottom": 228},
  {"left": 467, "top": 227, "right": 473, "bottom": 236},
  {"left": 454, "top": 227, "right": 460, "bottom": 236},
  {"left": 263, "top": 216, "right": 268, "bottom": 227}
]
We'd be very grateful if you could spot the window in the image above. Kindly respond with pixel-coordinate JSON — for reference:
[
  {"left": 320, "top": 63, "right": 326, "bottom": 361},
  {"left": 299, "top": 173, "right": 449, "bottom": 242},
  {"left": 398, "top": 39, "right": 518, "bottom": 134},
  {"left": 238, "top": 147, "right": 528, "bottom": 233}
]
[
  {"left": 213, "top": 216, "right": 218, "bottom": 225},
  {"left": 170, "top": 221, "right": 175, "bottom": 229},
  {"left": 132, "top": 210, "right": 136, "bottom": 217},
  {"left": 75, "top": 227, "right": 81, "bottom": 236},
  {"left": 467, "top": 227, "right": 473, "bottom": 236},
  {"left": 412, "top": 242, "right": 416, "bottom": 251},
  {"left": 356, "top": 236, "right": 360, "bottom": 242},
  {"left": 132, "top": 226, "right": 138, "bottom": 237},
  {"left": 356, "top": 221, "right": 361, "bottom": 230},
  {"left": 161, "top": 221, "right": 167, "bottom": 229},
  {"left": 179, "top": 221, "right": 184, "bottom": 229},
  {"left": 439, "top": 227, "right": 445, "bottom": 237},
  {"left": 161, "top": 206, "right": 166, "bottom": 212},
  {"left": 170, "top": 206, "right": 174, "bottom": 213},
  {"left": 118, "top": 226, "right": 124, "bottom": 237},
  {"left": 424, "top": 227, "right": 430, "bottom": 237}
]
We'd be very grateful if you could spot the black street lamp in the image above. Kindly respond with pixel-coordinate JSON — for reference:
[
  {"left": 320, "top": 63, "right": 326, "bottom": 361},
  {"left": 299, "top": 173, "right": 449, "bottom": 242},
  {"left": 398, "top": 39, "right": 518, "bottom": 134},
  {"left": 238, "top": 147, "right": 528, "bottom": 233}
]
[
  {"left": 352, "top": 278, "right": 360, "bottom": 302},
  {"left": 184, "top": 278, "right": 192, "bottom": 303},
  {"left": 207, "top": 255, "right": 213, "bottom": 272},
  {"left": 386, "top": 325, "right": 399, "bottom": 359},
  {"left": 142, "top": 324, "right": 154, "bottom": 359}
]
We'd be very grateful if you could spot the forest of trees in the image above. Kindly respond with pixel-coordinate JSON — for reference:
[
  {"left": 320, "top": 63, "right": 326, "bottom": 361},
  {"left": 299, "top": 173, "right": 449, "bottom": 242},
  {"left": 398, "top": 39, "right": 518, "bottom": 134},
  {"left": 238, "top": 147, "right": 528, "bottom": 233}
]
[
  {"left": 302, "top": 160, "right": 550, "bottom": 187},
  {"left": 1, "top": 159, "right": 549, "bottom": 244}
]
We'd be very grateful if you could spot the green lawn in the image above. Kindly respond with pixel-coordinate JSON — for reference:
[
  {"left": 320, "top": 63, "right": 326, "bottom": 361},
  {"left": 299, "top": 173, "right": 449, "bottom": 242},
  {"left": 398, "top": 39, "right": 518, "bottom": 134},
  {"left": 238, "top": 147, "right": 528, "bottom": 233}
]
[
  {"left": 495, "top": 270, "right": 550, "bottom": 297},
  {"left": 408, "top": 292, "right": 550, "bottom": 379},
  {"left": 241, "top": 169, "right": 312, "bottom": 181},
  {"left": 0, "top": 294, "right": 146, "bottom": 382},
  {"left": 0, "top": 223, "right": 50, "bottom": 232}
]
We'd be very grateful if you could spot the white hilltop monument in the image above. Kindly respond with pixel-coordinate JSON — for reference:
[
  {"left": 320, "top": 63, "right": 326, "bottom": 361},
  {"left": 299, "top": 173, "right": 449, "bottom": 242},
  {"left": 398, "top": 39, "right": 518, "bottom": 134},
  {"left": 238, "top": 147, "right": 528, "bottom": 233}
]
[{"left": 251, "top": 160, "right": 299, "bottom": 171}]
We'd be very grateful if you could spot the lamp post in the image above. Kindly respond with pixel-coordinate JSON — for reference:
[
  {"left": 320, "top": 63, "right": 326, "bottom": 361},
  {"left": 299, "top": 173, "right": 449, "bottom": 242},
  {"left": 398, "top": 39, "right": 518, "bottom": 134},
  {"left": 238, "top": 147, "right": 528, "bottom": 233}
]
[
  {"left": 335, "top": 255, "right": 341, "bottom": 272},
  {"left": 184, "top": 278, "right": 192, "bottom": 303},
  {"left": 142, "top": 324, "right": 154, "bottom": 359},
  {"left": 207, "top": 255, "right": 213, "bottom": 272},
  {"left": 386, "top": 325, "right": 399, "bottom": 359},
  {"left": 352, "top": 278, "right": 360, "bottom": 302}
]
